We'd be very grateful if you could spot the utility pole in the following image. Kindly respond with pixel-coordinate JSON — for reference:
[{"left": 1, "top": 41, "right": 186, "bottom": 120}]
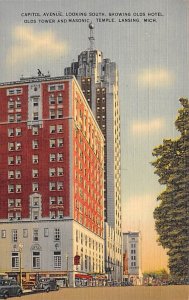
[{"left": 18, "top": 243, "right": 23, "bottom": 288}]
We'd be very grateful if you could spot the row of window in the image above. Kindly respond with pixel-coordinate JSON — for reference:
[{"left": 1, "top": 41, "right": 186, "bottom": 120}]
[
  {"left": 2, "top": 228, "right": 61, "bottom": 241},
  {"left": 7, "top": 88, "right": 23, "bottom": 96},
  {"left": 7, "top": 210, "right": 64, "bottom": 221},
  {"left": 7, "top": 110, "right": 64, "bottom": 123},
  {"left": 12, "top": 251, "right": 62, "bottom": 269},
  {"left": 49, "top": 94, "right": 63, "bottom": 105},
  {"left": 75, "top": 230, "right": 103, "bottom": 253},
  {"left": 8, "top": 181, "right": 64, "bottom": 193},
  {"left": 8, "top": 153, "right": 64, "bottom": 165},
  {"left": 8, "top": 99, "right": 21, "bottom": 110},
  {"left": 8, "top": 167, "right": 64, "bottom": 179},
  {"left": 7, "top": 125, "right": 63, "bottom": 138},
  {"left": 8, "top": 139, "right": 64, "bottom": 151},
  {"left": 8, "top": 114, "right": 21, "bottom": 123}
]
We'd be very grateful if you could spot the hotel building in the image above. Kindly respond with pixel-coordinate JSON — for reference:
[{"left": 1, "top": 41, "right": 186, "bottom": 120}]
[{"left": 0, "top": 74, "right": 105, "bottom": 286}]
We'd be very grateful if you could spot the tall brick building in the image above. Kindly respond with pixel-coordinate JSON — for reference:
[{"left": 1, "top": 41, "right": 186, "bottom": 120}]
[{"left": 0, "top": 74, "right": 105, "bottom": 286}]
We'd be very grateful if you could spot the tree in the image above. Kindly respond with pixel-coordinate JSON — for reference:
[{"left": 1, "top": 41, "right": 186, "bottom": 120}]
[{"left": 152, "top": 98, "right": 189, "bottom": 281}]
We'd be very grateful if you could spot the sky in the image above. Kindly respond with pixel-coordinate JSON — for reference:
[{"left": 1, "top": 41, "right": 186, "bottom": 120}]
[{"left": 0, "top": 0, "right": 189, "bottom": 272}]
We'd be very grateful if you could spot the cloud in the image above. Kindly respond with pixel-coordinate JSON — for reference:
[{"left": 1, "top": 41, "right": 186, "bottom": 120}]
[
  {"left": 132, "top": 118, "right": 165, "bottom": 135},
  {"left": 6, "top": 26, "right": 68, "bottom": 67},
  {"left": 138, "top": 68, "right": 174, "bottom": 87}
]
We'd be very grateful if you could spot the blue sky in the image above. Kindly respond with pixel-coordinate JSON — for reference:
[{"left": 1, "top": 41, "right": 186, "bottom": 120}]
[{"left": 0, "top": 0, "right": 188, "bottom": 271}]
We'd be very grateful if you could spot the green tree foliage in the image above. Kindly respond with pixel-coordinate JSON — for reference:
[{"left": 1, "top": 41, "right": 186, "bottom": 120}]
[{"left": 152, "top": 98, "right": 189, "bottom": 281}]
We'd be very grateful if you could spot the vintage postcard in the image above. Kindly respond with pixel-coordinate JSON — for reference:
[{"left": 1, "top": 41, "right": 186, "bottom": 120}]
[{"left": 0, "top": 0, "right": 188, "bottom": 299}]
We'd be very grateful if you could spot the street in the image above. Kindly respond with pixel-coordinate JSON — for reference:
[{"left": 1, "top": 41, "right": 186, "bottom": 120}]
[{"left": 10, "top": 285, "right": 189, "bottom": 300}]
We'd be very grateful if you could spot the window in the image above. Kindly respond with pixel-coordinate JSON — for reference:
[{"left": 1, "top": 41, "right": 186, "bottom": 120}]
[
  {"left": 57, "top": 196, "right": 63, "bottom": 205},
  {"left": 32, "top": 140, "right": 39, "bottom": 149},
  {"left": 8, "top": 170, "right": 14, "bottom": 179},
  {"left": 23, "top": 229, "right": 28, "bottom": 238},
  {"left": 44, "top": 228, "right": 49, "bottom": 237},
  {"left": 16, "top": 99, "right": 21, "bottom": 108},
  {"left": 57, "top": 125, "right": 63, "bottom": 133},
  {"left": 16, "top": 156, "right": 21, "bottom": 164},
  {"left": 57, "top": 167, "right": 63, "bottom": 176},
  {"left": 50, "top": 125, "right": 56, "bottom": 134},
  {"left": 33, "top": 98, "right": 39, "bottom": 107},
  {"left": 8, "top": 128, "right": 14, "bottom": 137},
  {"left": 50, "top": 139, "right": 56, "bottom": 148},
  {"left": 16, "top": 184, "right": 21, "bottom": 193},
  {"left": 57, "top": 153, "right": 63, "bottom": 161},
  {"left": 50, "top": 197, "right": 56, "bottom": 205},
  {"left": 33, "top": 112, "right": 39, "bottom": 121},
  {"left": 32, "top": 155, "right": 39, "bottom": 164},
  {"left": 16, "top": 199, "right": 21, "bottom": 207},
  {"left": 8, "top": 156, "right": 14, "bottom": 165},
  {"left": 57, "top": 139, "right": 63, "bottom": 147},
  {"left": 8, "top": 184, "right": 14, "bottom": 193},
  {"left": 8, "top": 199, "right": 14, "bottom": 207},
  {"left": 8, "top": 100, "right": 14, "bottom": 109},
  {"left": 15, "top": 170, "right": 21, "bottom": 179},
  {"left": 58, "top": 210, "right": 63, "bottom": 219},
  {"left": 8, "top": 142, "right": 14, "bottom": 151},
  {"left": 12, "top": 252, "right": 19, "bottom": 268},
  {"left": 49, "top": 85, "right": 56, "bottom": 92},
  {"left": 54, "top": 228, "right": 60, "bottom": 241},
  {"left": 33, "top": 229, "right": 39, "bottom": 242},
  {"left": 16, "top": 114, "right": 21, "bottom": 122},
  {"left": 32, "top": 127, "right": 39, "bottom": 135},
  {"left": 12, "top": 229, "right": 18, "bottom": 242},
  {"left": 33, "top": 197, "right": 39, "bottom": 206},
  {"left": 32, "top": 183, "right": 39, "bottom": 192},
  {"left": 49, "top": 168, "right": 56, "bottom": 177},
  {"left": 33, "top": 212, "right": 39, "bottom": 220},
  {"left": 49, "top": 182, "right": 56, "bottom": 191},
  {"left": 57, "top": 182, "right": 63, "bottom": 191},
  {"left": 57, "top": 95, "right": 63, "bottom": 104},
  {"left": 1, "top": 230, "right": 6, "bottom": 238},
  {"left": 32, "top": 169, "right": 39, "bottom": 178},
  {"left": 49, "top": 95, "right": 55, "bottom": 105},
  {"left": 16, "top": 142, "right": 21, "bottom": 150},
  {"left": 50, "top": 109, "right": 56, "bottom": 119},
  {"left": 54, "top": 251, "right": 61, "bottom": 268},
  {"left": 50, "top": 211, "right": 56, "bottom": 219},
  {"left": 16, "top": 128, "right": 22, "bottom": 136},
  {"left": 32, "top": 251, "right": 40, "bottom": 269},
  {"left": 58, "top": 84, "right": 64, "bottom": 90},
  {"left": 57, "top": 109, "right": 63, "bottom": 118},
  {"left": 50, "top": 153, "right": 56, "bottom": 162},
  {"left": 8, "top": 115, "right": 14, "bottom": 123}
]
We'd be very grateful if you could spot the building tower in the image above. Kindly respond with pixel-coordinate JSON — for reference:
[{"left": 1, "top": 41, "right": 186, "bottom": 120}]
[
  {"left": 122, "top": 232, "right": 143, "bottom": 285},
  {"left": 65, "top": 23, "right": 122, "bottom": 281}
]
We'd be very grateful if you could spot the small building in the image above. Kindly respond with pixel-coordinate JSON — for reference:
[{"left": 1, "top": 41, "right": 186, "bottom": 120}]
[{"left": 122, "top": 232, "right": 143, "bottom": 285}]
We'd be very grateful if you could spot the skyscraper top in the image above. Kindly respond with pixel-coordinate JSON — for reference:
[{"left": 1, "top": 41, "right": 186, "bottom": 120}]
[{"left": 88, "top": 22, "right": 95, "bottom": 50}]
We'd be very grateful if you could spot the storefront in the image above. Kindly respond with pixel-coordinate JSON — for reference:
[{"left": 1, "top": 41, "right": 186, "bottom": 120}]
[{"left": 75, "top": 273, "right": 93, "bottom": 287}]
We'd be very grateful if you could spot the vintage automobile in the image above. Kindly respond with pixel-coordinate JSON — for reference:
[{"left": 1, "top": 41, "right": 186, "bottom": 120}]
[
  {"left": 22, "top": 280, "right": 35, "bottom": 290},
  {"left": 35, "top": 277, "right": 59, "bottom": 292},
  {"left": 0, "top": 279, "right": 23, "bottom": 299}
]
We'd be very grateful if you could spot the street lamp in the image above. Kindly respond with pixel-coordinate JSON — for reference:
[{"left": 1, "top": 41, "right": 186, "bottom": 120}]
[
  {"left": 66, "top": 255, "right": 69, "bottom": 287},
  {"left": 18, "top": 243, "right": 23, "bottom": 288}
]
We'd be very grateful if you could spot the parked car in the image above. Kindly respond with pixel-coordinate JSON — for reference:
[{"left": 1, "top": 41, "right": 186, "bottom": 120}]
[
  {"left": 121, "top": 281, "right": 133, "bottom": 286},
  {"left": 35, "top": 277, "right": 59, "bottom": 292},
  {"left": 22, "top": 280, "right": 35, "bottom": 290},
  {"left": 0, "top": 279, "right": 22, "bottom": 299}
]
